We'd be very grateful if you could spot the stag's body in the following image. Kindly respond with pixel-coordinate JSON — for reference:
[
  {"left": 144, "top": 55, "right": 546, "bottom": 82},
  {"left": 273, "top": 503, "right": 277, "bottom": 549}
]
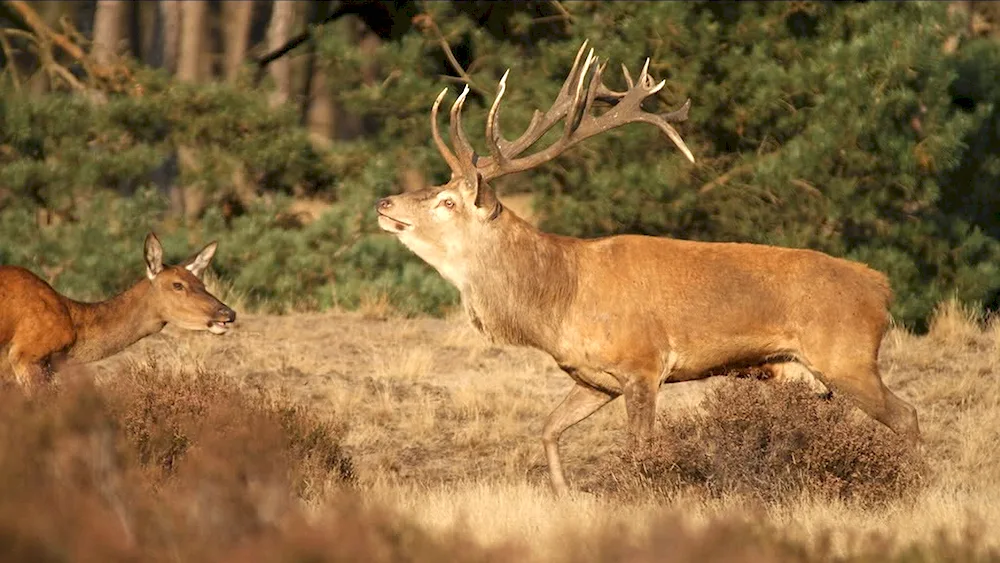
[
  {"left": 376, "top": 41, "right": 919, "bottom": 495},
  {"left": 0, "top": 234, "right": 236, "bottom": 388}
]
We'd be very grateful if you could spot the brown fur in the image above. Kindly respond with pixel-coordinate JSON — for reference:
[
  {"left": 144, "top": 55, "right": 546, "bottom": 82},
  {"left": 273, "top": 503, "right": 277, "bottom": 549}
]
[
  {"left": 0, "top": 233, "right": 235, "bottom": 389},
  {"left": 375, "top": 43, "right": 919, "bottom": 495}
]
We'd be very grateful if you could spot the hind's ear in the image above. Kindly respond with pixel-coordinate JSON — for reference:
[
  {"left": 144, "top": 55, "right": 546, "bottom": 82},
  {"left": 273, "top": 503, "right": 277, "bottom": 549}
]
[
  {"left": 144, "top": 233, "right": 164, "bottom": 280},
  {"left": 182, "top": 241, "right": 218, "bottom": 279}
]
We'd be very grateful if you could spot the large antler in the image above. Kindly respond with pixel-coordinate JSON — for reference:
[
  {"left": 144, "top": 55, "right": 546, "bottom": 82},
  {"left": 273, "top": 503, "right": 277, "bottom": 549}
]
[{"left": 430, "top": 41, "right": 695, "bottom": 185}]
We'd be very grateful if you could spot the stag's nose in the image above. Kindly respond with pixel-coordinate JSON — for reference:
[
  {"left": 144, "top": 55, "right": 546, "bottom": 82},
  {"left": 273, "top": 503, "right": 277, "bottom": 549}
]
[
  {"left": 218, "top": 305, "right": 236, "bottom": 323},
  {"left": 376, "top": 197, "right": 393, "bottom": 212}
]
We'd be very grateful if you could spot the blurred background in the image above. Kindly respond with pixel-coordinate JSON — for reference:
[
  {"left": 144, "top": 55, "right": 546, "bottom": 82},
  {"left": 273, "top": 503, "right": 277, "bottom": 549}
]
[{"left": 1, "top": 0, "right": 998, "bottom": 331}]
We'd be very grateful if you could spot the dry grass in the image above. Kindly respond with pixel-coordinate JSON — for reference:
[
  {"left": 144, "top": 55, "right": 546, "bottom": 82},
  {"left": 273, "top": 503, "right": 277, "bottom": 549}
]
[{"left": 3, "top": 299, "right": 994, "bottom": 561}]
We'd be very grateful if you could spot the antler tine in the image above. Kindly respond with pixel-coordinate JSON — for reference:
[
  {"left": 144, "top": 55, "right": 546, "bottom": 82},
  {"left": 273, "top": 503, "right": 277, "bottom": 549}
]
[
  {"left": 662, "top": 98, "right": 692, "bottom": 122},
  {"left": 485, "top": 68, "right": 511, "bottom": 167},
  {"left": 568, "top": 40, "right": 591, "bottom": 90},
  {"left": 449, "top": 86, "right": 474, "bottom": 161},
  {"left": 569, "top": 57, "right": 605, "bottom": 136},
  {"left": 593, "top": 63, "right": 637, "bottom": 104},
  {"left": 650, "top": 78, "right": 666, "bottom": 96},
  {"left": 431, "top": 88, "right": 466, "bottom": 178},
  {"left": 622, "top": 63, "right": 634, "bottom": 89},
  {"left": 638, "top": 57, "right": 651, "bottom": 86},
  {"left": 565, "top": 48, "right": 597, "bottom": 137}
]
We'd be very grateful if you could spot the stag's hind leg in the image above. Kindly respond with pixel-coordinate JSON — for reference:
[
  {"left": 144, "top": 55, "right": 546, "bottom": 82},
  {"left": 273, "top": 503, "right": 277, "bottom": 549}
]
[
  {"left": 802, "top": 352, "right": 920, "bottom": 445},
  {"left": 834, "top": 361, "right": 918, "bottom": 444},
  {"left": 622, "top": 373, "right": 660, "bottom": 448}
]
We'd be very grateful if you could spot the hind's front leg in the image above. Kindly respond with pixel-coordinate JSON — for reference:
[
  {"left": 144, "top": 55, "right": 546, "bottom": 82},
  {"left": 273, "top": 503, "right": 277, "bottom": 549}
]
[{"left": 8, "top": 346, "right": 55, "bottom": 392}]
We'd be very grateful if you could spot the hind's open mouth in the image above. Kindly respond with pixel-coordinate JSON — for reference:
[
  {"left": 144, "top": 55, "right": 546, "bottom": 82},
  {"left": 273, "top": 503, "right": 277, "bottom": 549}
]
[{"left": 208, "top": 320, "right": 232, "bottom": 335}]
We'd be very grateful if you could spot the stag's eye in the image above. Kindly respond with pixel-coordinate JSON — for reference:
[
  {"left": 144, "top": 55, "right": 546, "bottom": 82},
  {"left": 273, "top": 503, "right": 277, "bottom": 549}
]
[
  {"left": 172, "top": 282, "right": 184, "bottom": 291},
  {"left": 441, "top": 199, "right": 455, "bottom": 209}
]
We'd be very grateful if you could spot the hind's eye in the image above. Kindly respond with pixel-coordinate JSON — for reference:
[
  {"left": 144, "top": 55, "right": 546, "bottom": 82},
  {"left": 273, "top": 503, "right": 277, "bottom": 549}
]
[
  {"left": 173, "top": 282, "right": 184, "bottom": 291},
  {"left": 442, "top": 199, "right": 455, "bottom": 209}
]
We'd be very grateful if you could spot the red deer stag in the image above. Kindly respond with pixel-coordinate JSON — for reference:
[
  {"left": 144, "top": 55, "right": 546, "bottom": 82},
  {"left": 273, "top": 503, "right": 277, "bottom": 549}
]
[
  {"left": 375, "top": 41, "right": 920, "bottom": 495},
  {"left": 0, "top": 233, "right": 236, "bottom": 388}
]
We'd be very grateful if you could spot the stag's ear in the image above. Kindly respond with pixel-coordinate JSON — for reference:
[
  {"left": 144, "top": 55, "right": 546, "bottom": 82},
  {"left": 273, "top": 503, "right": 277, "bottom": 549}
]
[
  {"left": 457, "top": 172, "right": 481, "bottom": 200},
  {"left": 144, "top": 232, "right": 164, "bottom": 280},
  {"left": 471, "top": 175, "right": 501, "bottom": 220},
  {"left": 182, "top": 241, "right": 218, "bottom": 279}
]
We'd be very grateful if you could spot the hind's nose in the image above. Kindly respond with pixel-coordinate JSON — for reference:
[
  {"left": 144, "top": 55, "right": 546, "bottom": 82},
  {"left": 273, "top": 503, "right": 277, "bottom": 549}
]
[{"left": 218, "top": 306, "right": 236, "bottom": 323}]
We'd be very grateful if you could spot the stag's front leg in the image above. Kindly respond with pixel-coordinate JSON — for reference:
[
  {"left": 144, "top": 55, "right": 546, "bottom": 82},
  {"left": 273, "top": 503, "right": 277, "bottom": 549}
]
[{"left": 542, "top": 381, "right": 616, "bottom": 496}]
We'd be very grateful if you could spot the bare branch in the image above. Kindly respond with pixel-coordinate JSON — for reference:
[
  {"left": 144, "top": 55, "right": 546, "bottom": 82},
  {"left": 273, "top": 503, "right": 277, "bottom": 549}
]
[
  {"left": 0, "top": 31, "right": 23, "bottom": 92},
  {"left": 414, "top": 13, "right": 488, "bottom": 97},
  {"left": 3, "top": 0, "right": 133, "bottom": 95},
  {"left": 698, "top": 162, "right": 756, "bottom": 194},
  {"left": 549, "top": 0, "right": 573, "bottom": 21}
]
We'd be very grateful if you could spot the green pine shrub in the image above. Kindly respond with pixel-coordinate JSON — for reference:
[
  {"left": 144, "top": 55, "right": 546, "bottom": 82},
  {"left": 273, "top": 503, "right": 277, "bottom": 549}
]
[{"left": 1, "top": 2, "right": 998, "bottom": 327}]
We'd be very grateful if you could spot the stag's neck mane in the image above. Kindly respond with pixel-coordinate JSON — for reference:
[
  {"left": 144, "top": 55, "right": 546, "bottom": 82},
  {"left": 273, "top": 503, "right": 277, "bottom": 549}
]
[
  {"left": 61, "top": 279, "right": 166, "bottom": 363},
  {"left": 462, "top": 208, "right": 578, "bottom": 350}
]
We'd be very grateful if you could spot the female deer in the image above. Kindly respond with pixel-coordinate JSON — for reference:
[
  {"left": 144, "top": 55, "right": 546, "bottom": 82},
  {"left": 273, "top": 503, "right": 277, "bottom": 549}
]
[{"left": 0, "top": 233, "right": 236, "bottom": 388}]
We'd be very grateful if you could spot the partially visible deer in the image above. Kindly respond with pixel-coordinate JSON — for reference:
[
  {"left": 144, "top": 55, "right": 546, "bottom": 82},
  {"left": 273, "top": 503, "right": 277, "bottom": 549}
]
[
  {"left": 375, "top": 41, "right": 920, "bottom": 495},
  {"left": 0, "top": 233, "right": 236, "bottom": 389}
]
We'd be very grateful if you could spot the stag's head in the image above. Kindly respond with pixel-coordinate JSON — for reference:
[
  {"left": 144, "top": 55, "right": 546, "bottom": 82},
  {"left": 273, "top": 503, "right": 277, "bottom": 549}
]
[
  {"left": 376, "top": 41, "right": 695, "bottom": 286},
  {"left": 142, "top": 233, "right": 237, "bottom": 334}
]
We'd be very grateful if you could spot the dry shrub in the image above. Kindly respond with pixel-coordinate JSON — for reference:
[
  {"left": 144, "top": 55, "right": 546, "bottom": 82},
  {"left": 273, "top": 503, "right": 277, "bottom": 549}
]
[
  {"left": 0, "top": 363, "right": 518, "bottom": 562},
  {"left": 0, "top": 363, "right": 991, "bottom": 562},
  {"left": 225, "top": 492, "right": 523, "bottom": 563},
  {"left": 606, "top": 379, "right": 925, "bottom": 506},
  {"left": 0, "top": 363, "right": 395, "bottom": 562},
  {"left": 0, "top": 363, "right": 521, "bottom": 562},
  {"left": 570, "top": 513, "right": 998, "bottom": 563},
  {"left": 106, "top": 361, "right": 355, "bottom": 498}
]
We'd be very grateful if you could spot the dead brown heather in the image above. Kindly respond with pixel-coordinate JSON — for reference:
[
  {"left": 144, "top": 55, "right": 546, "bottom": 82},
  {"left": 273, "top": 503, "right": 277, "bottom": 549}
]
[
  {"left": 0, "top": 362, "right": 357, "bottom": 562},
  {"left": 601, "top": 379, "right": 926, "bottom": 507},
  {"left": 0, "top": 362, "right": 991, "bottom": 563}
]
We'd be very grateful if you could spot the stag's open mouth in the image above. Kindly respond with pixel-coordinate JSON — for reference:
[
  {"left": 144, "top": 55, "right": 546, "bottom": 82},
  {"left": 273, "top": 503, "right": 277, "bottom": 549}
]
[
  {"left": 208, "top": 320, "right": 232, "bottom": 335},
  {"left": 377, "top": 212, "right": 412, "bottom": 233}
]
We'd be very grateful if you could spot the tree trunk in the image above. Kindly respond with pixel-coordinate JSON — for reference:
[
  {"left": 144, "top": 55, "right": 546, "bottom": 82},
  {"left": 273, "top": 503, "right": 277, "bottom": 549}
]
[
  {"left": 171, "top": 1, "right": 207, "bottom": 222},
  {"left": 91, "top": 0, "right": 125, "bottom": 66},
  {"left": 267, "top": 0, "right": 297, "bottom": 107},
  {"left": 306, "top": 65, "right": 335, "bottom": 141},
  {"left": 223, "top": 1, "right": 254, "bottom": 81},
  {"left": 177, "top": 0, "right": 204, "bottom": 82},
  {"left": 200, "top": 1, "right": 220, "bottom": 81},
  {"left": 301, "top": 0, "right": 325, "bottom": 129},
  {"left": 221, "top": 2, "right": 261, "bottom": 219},
  {"left": 159, "top": 0, "right": 181, "bottom": 73},
  {"left": 133, "top": 1, "right": 158, "bottom": 65}
]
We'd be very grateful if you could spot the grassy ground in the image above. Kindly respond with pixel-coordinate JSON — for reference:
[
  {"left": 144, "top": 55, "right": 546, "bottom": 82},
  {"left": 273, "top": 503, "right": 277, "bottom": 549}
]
[{"left": 65, "top": 299, "right": 999, "bottom": 561}]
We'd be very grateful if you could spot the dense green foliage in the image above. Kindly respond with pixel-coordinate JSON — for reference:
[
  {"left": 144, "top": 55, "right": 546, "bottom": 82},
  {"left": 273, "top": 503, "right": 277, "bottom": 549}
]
[{"left": 1, "top": 2, "right": 998, "bottom": 328}]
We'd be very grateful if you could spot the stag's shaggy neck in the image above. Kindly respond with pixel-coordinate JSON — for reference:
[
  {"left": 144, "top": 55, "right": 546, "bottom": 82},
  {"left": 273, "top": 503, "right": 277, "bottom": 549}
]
[
  {"left": 462, "top": 208, "right": 578, "bottom": 350},
  {"left": 61, "top": 280, "right": 166, "bottom": 363}
]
